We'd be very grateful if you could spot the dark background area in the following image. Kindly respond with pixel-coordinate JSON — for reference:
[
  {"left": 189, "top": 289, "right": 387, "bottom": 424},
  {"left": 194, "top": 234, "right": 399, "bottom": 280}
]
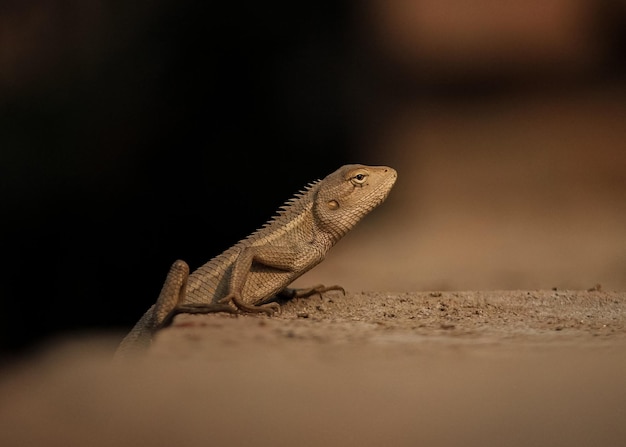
[
  {"left": 1, "top": 1, "right": 364, "bottom": 355},
  {"left": 2, "top": 0, "right": 625, "bottom": 357}
]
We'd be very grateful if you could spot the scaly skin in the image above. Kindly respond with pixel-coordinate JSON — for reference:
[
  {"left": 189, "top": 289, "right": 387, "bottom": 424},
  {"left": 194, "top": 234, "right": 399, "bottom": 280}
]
[{"left": 116, "top": 164, "right": 397, "bottom": 356}]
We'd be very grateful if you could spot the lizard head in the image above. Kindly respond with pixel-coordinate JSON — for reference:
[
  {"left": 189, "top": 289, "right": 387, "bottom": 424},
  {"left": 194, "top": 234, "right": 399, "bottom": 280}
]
[{"left": 314, "top": 164, "right": 397, "bottom": 240}]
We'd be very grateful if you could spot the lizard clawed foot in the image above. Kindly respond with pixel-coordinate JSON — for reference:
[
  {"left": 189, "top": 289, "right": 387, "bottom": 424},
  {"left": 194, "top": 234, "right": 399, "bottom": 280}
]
[
  {"left": 159, "top": 296, "right": 279, "bottom": 329},
  {"left": 157, "top": 302, "right": 239, "bottom": 329},
  {"left": 219, "top": 294, "right": 281, "bottom": 316},
  {"left": 278, "top": 284, "right": 346, "bottom": 301}
]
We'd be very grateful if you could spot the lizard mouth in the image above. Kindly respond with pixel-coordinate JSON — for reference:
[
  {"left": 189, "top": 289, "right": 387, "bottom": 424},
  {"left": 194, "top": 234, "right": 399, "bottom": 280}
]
[{"left": 373, "top": 168, "right": 397, "bottom": 204}]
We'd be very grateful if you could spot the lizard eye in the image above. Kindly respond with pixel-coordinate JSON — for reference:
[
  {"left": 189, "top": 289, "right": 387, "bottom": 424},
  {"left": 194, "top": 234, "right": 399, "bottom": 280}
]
[{"left": 350, "top": 171, "right": 368, "bottom": 186}]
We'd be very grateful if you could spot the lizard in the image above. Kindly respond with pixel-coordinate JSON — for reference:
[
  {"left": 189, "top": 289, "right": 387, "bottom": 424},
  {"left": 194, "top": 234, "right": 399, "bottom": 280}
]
[{"left": 115, "top": 164, "right": 397, "bottom": 356}]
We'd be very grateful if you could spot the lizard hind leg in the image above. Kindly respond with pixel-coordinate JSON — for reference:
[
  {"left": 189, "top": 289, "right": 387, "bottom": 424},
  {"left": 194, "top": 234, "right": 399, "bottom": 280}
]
[
  {"left": 163, "top": 297, "right": 279, "bottom": 321},
  {"left": 152, "top": 259, "right": 191, "bottom": 328},
  {"left": 220, "top": 294, "right": 281, "bottom": 316},
  {"left": 114, "top": 259, "right": 190, "bottom": 358},
  {"left": 278, "top": 284, "right": 346, "bottom": 301}
]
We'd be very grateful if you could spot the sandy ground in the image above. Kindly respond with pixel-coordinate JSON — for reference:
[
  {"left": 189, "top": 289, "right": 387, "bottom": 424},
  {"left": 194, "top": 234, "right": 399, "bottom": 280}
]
[{"left": 1, "top": 288, "right": 625, "bottom": 447}]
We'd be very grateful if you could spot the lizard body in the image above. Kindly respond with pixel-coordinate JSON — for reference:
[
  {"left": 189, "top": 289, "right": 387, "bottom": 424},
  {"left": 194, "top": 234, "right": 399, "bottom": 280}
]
[{"left": 116, "top": 164, "right": 396, "bottom": 355}]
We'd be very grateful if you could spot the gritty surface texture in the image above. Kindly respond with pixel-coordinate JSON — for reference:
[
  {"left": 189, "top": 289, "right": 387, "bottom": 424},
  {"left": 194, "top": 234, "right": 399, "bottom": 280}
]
[
  {"left": 1, "top": 289, "right": 625, "bottom": 447},
  {"left": 156, "top": 289, "right": 626, "bottom": 352}
]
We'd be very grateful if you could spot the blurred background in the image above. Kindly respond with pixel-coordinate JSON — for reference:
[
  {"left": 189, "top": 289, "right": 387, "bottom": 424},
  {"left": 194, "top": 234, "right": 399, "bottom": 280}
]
[{"left": 1, "top": 0, "right": 625, "bottom": 356}]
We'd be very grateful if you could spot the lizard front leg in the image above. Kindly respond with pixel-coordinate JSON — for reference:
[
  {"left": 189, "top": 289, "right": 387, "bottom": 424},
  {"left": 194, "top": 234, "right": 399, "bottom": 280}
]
[
  {"left": 218, "top": 245, "right": 304, "bottom": 314},
  {"left": 159, "top": 246, "right": 296, "bottom": 323}
]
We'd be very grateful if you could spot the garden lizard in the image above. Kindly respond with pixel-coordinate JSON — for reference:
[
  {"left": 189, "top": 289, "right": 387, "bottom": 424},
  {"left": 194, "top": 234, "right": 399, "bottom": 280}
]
[{"left": 116, "top": 164, "right": 397, "bottom": 356}]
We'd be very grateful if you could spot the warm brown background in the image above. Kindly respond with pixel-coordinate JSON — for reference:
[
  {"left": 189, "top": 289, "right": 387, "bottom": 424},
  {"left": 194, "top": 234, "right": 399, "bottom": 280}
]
[
  {"left": 295, "top": 0, "right": 626, "bottom": 293},
  {"left": 297, "top": 89, "right": 626, "bottom": 292},
  {"left": 1, "top": 2, "right": 625, "bottom": 446}
]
